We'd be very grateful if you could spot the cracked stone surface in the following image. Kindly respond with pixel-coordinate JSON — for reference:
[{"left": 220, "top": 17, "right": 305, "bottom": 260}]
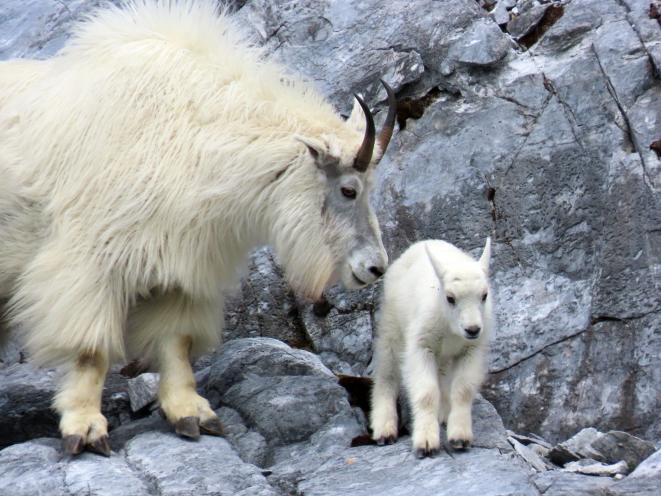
[{"left": 1, "top": 0, "right": 660, "bottom": 494}]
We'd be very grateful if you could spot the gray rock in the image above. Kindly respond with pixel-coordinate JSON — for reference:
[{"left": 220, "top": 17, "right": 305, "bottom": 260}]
[
  {"left": 269, "top": 441, "right": 539, "bottom": 496},
  {"left": 224, "top": 247, "right": 308, "bottom": 347},
  {"left": 533, "top": 470, "right": 616, "bottom": 495},
  {"left": 608, "top": 448, "right": 661, "bottom": 495},
  {"left": 536, "top": 0, "right": 604, "bottom": 52},
  {"left": 491, "top": 1, "right": 512, "bottom": 25},
  {"left": 206, "top": 337, "right": 334, "bottom": 401},
  {"left": 560, "top": 427, "right": 606, "bottom": 461},
  {"left": 510, "top": 436, "right": 550, "bottom": 471},
  {"left": 216, "top": 406, "right": 269, "bottom": 467},
  {"left": 0, "top": 363, "right": 59, "bottom": 448},
  {"left": 592, "top": 431, "right": 657, "bottom": 471},
  {"left": 563, "top": 458, "right": 629, "bottom": 476},
  {"left": 0, "top": 439, "right": 67, "bottom": 496},
  {"left": 126, "top": 372, "right": 159, "bottom": 412},
  {"left": 507, "top": 3, "right": 550, "bottom": 40},
  {"left": 448, "top": 18, "right": 511, "bottom": 66},
  {"left": 548, "top": 428, "right": 656, "bottom": 474},
  {"left": 301, "top": 284, "right": 377, "bottom": 375},
  {"left": 125, "top": 432, "right": 278, "bottom": 496},
  {"left": 206, "top": 338, "right": 358, "bottom": 446}
]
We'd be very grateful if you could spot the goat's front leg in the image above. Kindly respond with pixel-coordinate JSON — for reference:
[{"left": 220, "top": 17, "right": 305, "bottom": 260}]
[
  {"left": 446, "top": 346, "right": 487, "bottom": 450},
  {"left": 403, "top": 341, "right": 441, "bottom": 458},
  {"left": 55, "top": 351, "right": 110, "bottom": 456},
  {"left": 370, "top": 310, "right": 402, "bottom": 445},
  {"left": 157, "top": 333, "right": 223, "bottom": 438}
]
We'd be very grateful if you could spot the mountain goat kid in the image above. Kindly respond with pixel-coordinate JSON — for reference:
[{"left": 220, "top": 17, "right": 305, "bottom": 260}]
[
  {"left": 0, "top": 1, "right": 397, "bottom": 456},
  {"left": 370, "top": 238, "right": 493, "bottom": 458}
]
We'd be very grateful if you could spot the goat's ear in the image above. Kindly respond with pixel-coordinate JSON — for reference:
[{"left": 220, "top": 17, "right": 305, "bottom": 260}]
[
  {"left": 346, "top": 94, "right": 366, "bottom": 133},
  {"left": 424, "top": 243, "right": 445, "bottom": 283},
  {"left": 295, "top": 135, "right": 325, "bottom": 162},
  {"left": 479, "top": 237, "right": 491, "bottom": 275}
]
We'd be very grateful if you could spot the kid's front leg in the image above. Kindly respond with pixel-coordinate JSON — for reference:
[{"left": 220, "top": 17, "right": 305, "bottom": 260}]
[
  {"left": 446, "top": 347, "right": 486, "bottom": 450},
  {"left": 403, "top": 344, "right": 441, "bottom": 458}
]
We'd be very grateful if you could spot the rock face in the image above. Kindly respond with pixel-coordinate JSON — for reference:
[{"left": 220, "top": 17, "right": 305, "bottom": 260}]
[{"left": 0, "top": 0, "right": 660, "bottom": 495}]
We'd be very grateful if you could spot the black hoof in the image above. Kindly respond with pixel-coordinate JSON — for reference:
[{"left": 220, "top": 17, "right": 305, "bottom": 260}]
[
  {"left": 88, "top": 436, "right": 112, "bottom": 457},
  {"left": 376, "top": 435, "right": 397, "bottom": 446},
  {"left": 449, "top": 439, "right": 471, "bottom": 451},
  {"left": 62, "top": 435, "right": 85, "bottom": 455},
  {"left": 200, "top": 417, "right": 224, "bottom": 437},
  {"left": 175, "top": 416, "right": 200, "bottom": 439},
  {"left": 414, "top": 446, "right": 440, "bottom": 459}
]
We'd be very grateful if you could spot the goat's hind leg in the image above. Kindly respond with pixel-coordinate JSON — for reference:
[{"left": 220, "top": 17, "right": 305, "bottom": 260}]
[
  {"left": 130, "top": 291, "right": 223, "bottom": 439},
  {"left": 56, "top": 351, "right": 111, "bottom": 456}
]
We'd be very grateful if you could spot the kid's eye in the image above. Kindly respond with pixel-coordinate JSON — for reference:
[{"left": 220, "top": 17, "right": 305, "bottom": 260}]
[
  {"left": 446, "top": 296, "right": 456, "bottom": 305},
  {"left": 341, "top": 186, "right": 357, "bottom": 199},
  {"left": 482, "top": 293, "right": 488, "bottom": 302}
]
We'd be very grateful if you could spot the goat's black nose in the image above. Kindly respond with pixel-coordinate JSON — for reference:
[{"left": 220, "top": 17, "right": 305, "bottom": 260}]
[
  {"left": 465, "top": 326, "right": 481, "bottom": 339},
  {"left": 369, "top": 266, "right": 385, "bottom": 278}
]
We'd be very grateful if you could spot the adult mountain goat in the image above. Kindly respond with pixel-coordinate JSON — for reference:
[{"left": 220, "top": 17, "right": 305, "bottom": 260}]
[{"left": 0, "top": 1, "right": 397, "bottom": 456}]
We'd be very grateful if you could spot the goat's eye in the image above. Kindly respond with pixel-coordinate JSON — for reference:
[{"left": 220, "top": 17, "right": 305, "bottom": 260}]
[
  {"left": 341, "top": 186, "right": 357, "bottom": 199},
  {"left": 482, "top": 293, "right": 488, "bottom": 302},
  {"left": 446, "top": 296, "right": 456, "bottom": 305}
]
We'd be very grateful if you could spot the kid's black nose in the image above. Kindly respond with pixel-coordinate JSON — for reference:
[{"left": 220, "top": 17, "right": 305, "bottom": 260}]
[{"left": 465, "top": 326, "right": 481, "bottom": 339}]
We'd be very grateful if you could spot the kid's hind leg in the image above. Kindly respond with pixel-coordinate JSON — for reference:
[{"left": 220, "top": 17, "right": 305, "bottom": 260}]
[
  {"left": 370, "top": 313, "right": 401, "bottom": 445},
  {"left": 129, "top": 292, "right": 223, "bottom": 438},
  {"left": 56, "top": 351, "right": 111, "bottom": 456}
]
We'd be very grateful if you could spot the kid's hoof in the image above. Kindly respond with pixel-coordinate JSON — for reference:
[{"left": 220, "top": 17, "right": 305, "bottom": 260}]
[
  {"left": 175, "top": 416, "right": 200, "bottom": 439},
  {"left": 200, "top": 416, "right": 224, "bottom": 436},
  {"left": 449, "top": 439, "right": 471, "bottom": 451},
  {"left": 414, "top": 446, "right": 439, "bottom": 459},
  {"left": 88, "top": 435, "right": 112, "bottom": 457},
  {"left": 375, "top": 435, "right": 397, "bottom": 446},
  {"left": 62, "top": 434, "right": 85, "bottom": 455}
]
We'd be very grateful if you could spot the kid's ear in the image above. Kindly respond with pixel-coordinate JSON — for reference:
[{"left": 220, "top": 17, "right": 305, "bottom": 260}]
[
  {"left": 479, "top": 237, "right": 491, "bottom": 275},
  {"left": 424, "top": 243, "right": 445, "bottom": 283}
]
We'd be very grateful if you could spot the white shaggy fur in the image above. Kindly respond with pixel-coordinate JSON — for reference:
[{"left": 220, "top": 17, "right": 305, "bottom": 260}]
[
  {"left": 370, "top": 238, "right": 493, "bottom": 456},
  {"left": 0, "top": 0, "right": 388, "bottom": 450}
]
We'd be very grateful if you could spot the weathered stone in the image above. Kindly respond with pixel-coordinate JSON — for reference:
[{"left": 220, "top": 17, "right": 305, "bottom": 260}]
[
  {"left": 217, "top": 406, "right": 269, "bottom": 467},
  {"left": 206, "top": 338, "right": 359, "bottom": 446},
  {"left": 448, "top": 18, "right": 511, "bottom": 66},
  {"left": 301, "top": 284, "right": 377, "bottom": 375},
  {"left": 592, "top": 431, "right": 657, "bottom": 471},
  {"left": 510, "top": 436, "right": 550, "bottom": 471},
  {"left": 533, "top": 470, "right": 616, "bottom": 495},
  {"left": 206, "top": 337, "right": 334, "bottom": 401},
  {"left": 269, "top": 441, "right": 539, "bottom": 496},
  {"left": 125, "top": 432, "right": 278, "bottom": 496},
  {"left": 563, "top": 458, "right": 629, "bottom": 477},
  {"left": 223, "top": 247, "right": 307, "bottom": 347},
  {"left": 126, "top": 372, "right": 159, "bottom": 412},
  {"left": 491, "top": 1, "right": 512, "bottom": 25},
  {"left": 0, "top": 439, "right": 68, "bottom": 496},
  {"left": 507, "top": 3, "right": 550, "bottom": 40},
  {"left": 608, "top": 448, "right": 661, "bottom": 495}
]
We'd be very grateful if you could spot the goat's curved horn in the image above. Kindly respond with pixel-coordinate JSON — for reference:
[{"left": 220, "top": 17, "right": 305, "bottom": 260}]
[
  {"left": 377, "top": 79, "right": 397, "bottom": 160},
  {"left": 352, "top": 93, "right": 375, "bottom": 173}
]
